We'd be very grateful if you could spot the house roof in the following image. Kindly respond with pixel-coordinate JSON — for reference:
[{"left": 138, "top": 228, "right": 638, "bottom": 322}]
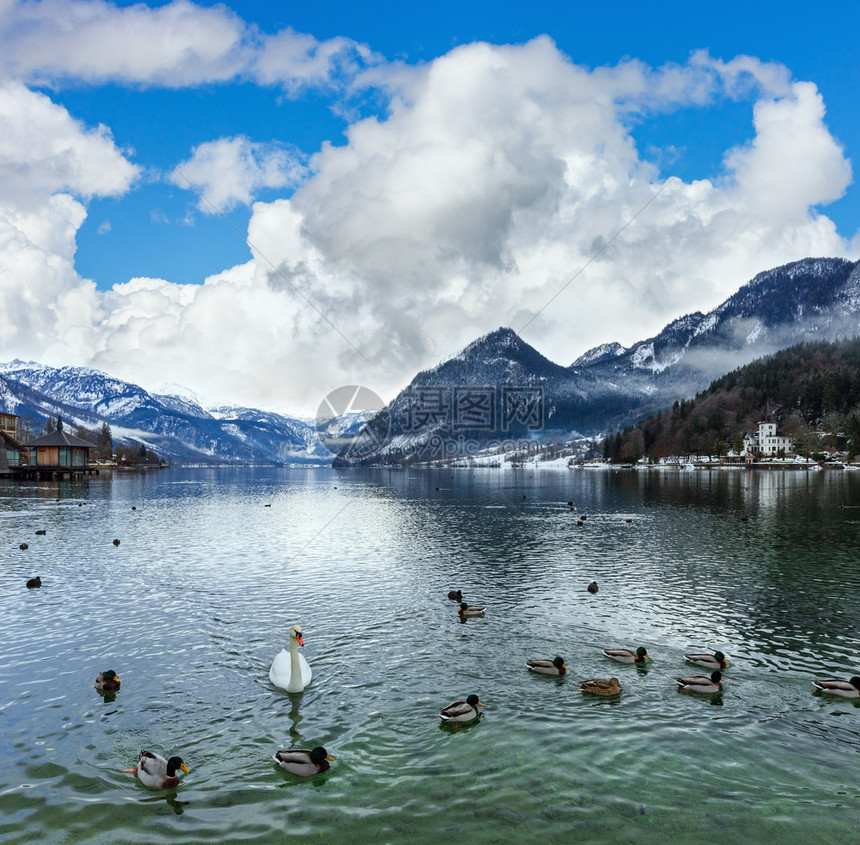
[{"left": 24, "top": 419, "right": 95, "bottom": 449}]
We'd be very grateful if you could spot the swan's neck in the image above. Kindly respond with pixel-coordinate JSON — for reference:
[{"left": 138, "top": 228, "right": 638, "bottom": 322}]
[{"left": 287, "top": 635, "right": 303, "bottom": 692}]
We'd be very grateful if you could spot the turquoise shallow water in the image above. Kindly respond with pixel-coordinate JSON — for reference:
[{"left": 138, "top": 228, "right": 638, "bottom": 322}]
[{"left": 2, "top": 466, "right": 860, "bottom": 844}]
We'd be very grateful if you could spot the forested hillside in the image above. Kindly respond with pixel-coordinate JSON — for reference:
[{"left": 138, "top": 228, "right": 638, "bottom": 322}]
[{"left": 602, "top": 339, "right": 860, "bottom": 462}]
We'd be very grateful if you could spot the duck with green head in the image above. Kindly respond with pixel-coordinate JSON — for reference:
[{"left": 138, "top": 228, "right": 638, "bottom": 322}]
[
  {"left": 603, "top": 647, "right": 650, "bottom": 664},
  {"left": 526, "top": 656, "right": 567, "bottom": 676},
  {"left": 685, "top": 651, "right": 728, "bottom": 670},
  {"left": 676, "top": 671, "right": 723, "bottom": 693},
  {"left": 94, "top": 669, "right": 120, "bottom": 692},
  {"left": 811, "top": 677, "right": 860, "bottom": 698},
  {"left": 124, "top": 750, "right": 189, "bottom": 789},
  {"left": 273, "top": 746, "right": 333, "bottom": 776},
  {"left": 440, "top": 694, "right": 483, "bottom": 724}
]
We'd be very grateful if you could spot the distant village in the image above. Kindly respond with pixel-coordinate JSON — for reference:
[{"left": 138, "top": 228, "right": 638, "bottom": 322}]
[{"left": 0, "top": 412, "right": 163, "bottom": 479}]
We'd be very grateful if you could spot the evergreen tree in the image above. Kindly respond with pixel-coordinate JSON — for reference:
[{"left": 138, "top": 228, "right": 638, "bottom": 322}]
[{"left": 97, "top": 422, "right": 113, "bottom": 459}]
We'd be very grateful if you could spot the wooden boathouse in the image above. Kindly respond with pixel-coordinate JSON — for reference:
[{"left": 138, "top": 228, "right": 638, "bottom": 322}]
[{"left": 12, "top": 416, "right": 99, "bottom": 480}]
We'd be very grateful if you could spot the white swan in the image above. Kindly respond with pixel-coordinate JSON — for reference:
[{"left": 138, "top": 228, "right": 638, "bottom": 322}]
[{"left": 269, "top": 624, "right": 312, "bottom": 692}]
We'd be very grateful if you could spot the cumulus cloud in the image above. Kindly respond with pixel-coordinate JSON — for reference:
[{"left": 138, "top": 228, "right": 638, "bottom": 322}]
[
  {"left": 0, "top": 192, "right": 100, "bottom": 358},
  {"left": 724, "top": 82, "right": 851, "bottom": 220},
  {"left": 254, "top": 27, "right": 380, "bottom": 93},
  {"left": 0, "top": 31, "right": 855, "bottom": 410},
  {"left": 0, "top": 78, "right": 135, "bottom": 369},
  {"left": 0, "top": 0, "right": 247, "bottom": 86},
  {"left": 0, "top": 0, "right": 377, "bottom": 91},
  {"left": 0, "top": 81, "right": 139, "bottom": 206},
  {"left": 230, "top": 37, "right": 853, "bottom": 397},
  {"left": 170, "top": 136, "right": 307, "bottom": 213}
]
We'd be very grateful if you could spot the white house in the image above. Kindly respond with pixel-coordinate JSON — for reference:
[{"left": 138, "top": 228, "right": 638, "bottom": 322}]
[{"left": 743, "top": 421, "right": 794, "bottom": 458}]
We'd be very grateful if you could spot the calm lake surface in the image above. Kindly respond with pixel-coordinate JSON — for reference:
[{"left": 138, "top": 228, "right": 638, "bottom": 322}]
[{"left": 2, "top": 466, "right": 860, "bottom": 844}]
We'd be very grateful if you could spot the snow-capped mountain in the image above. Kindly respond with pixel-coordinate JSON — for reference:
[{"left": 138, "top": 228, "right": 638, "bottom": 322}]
[
  {"left": 571, "top": 342, "right": 627, "bottom": 368},
  {"left": 0, "top": 361, "right": 330, "bottom": 464},
  {"left": 579, "top": 256, "right": 860, "bottom": 423},
  {"left": 334, "top": 327, "right": 641, "bottom": 465},
  {"left": 337, "top": 256, "right": 860, "bottom": 464}
]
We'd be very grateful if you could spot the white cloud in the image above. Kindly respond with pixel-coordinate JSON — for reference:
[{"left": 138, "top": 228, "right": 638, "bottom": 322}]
[
  {"left": 0, "top": 81, "right": 139, "bottom": 206},
  {"left": 253, "top": 27, "right": 380, "bottom": 93},
  {"left": 724, "top": 81, "right": 851, "bottom": 221},
  {"left": 170, "top": 136, "right": 307, "bottom": 213},
  {"left": 0, "top": 192, "right": 101, "bottom": 358},
  {"left": 0, "top": 0, "right": 247, "bottom": 86},
  {"left": 0, "top": 34, "right": 855, "bottom": 411},
  {"left": 0, "top": 0, "right": 378, "bottom": 91},
  {"left": 241, "top": 39, "right": 852, "bottom": 382},
  {"left": 0, "top": 78, "right": 135, "bottom": 368}
]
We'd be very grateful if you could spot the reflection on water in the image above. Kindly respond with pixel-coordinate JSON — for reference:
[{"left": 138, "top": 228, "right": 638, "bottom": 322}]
[{"left": 1, "top": 466, "right": 860, "bottom": 843}]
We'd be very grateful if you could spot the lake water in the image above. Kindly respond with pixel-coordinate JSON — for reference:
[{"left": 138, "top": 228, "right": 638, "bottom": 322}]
[{"left": 2, "top": 466, "right": 860, "bottom": 844}]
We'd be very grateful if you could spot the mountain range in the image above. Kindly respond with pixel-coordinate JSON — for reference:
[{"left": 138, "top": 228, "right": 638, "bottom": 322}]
[
  {"left": 336, "top": 256, "right": 860, "bottom": 464},
  {"left": 1, "top": 256, "right": 858, "bottom": 466},
  {"left": 0, "top": 362, "right": 330, "bottom": 464}
]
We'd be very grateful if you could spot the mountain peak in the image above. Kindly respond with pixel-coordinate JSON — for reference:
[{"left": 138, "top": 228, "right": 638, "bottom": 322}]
[
  {"left": 463, "top": 326, "right": 521, "bottom": 351},
  {"left": 156, "top": 382, "right": 205, "bottom": 405},
  {"left": 571, "top": 342, "right": 627, "bottom": 368}
]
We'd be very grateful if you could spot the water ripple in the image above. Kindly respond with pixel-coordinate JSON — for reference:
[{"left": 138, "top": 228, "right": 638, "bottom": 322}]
[{"left": 3, "top": 468, "right": 860, "bottom": 843}]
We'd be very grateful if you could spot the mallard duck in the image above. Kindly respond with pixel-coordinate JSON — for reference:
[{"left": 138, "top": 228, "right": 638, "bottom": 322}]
[
  {"left": 685, "top": 651, "right": 728, "bottom": 670},
  {"left": 273, "top": 746, "right": 333, "bottom": 776},
  {"left": 447, "top": 589, "right": 463, "bottom": 601},
  {"left": 26, "top": 576, "right": 41, "bottom": 589},
  {"left": 811, "top": 677, "right": 860, "bottom": 698},
  {"left": 440, "top": 694, "right": 483, "bottom": 723},
  {"left": 676, "top": 671, "right": 723, "bottom": 693},
  {"left": 526, "top": 656, "right": 567, "bottom": 676},
  {"left": 124, "top": 750, "right": 189, "bottom": 789},
  {"left": 603, "top": 646, "right": 650, "bottom": 664},
  {"left": 94, "top": 670, "right": 120, "bottom": 691},
  {"left": 458, "top": 602, "right": 485, "bottom": 617},
  {"left": 269, "top": 624, "right": 312, "bottom": 693},
  {"left": 113, "top": 538, "right": 120, "bottom": 546},
  {"left": 587, "top": 581, "right": 599, "bottom": 594},
  {"left": 579, "top": 677, "right": 621, "bottom": 696}
]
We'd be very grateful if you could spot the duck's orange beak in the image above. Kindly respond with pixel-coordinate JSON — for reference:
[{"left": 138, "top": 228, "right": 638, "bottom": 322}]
[
  {"left": 326, "top": 755, "right": 334, "bottom": 761},
  {"left": 180, "top": 763, "right": 190, "bottom": 774}
]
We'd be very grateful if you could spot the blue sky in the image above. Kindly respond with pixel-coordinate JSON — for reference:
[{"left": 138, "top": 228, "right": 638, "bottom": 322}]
[
  {"left": 1, "top": 0, "right": 858, "bottom": 408},
  {"left": 63, "top": 1, "right": 860, "bottom": 287}
]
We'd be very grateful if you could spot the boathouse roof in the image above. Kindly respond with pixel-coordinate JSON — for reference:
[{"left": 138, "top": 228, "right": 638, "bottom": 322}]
[{"left": 24, "top": 417, "right": 95, "bottom": 449}]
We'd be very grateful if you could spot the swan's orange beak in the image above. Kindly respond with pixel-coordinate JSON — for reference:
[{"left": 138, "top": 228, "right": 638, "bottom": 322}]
[{"left": 296, "top": 634, "right": 304, "bottom": 647}]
